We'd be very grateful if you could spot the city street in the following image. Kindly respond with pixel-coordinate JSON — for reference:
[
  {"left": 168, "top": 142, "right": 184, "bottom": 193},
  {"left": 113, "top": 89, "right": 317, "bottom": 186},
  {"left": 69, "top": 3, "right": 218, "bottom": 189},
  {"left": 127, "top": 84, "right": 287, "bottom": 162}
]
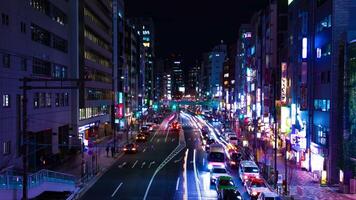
[{"left": 79, "top": 112, "right": 257, "bottom": 200}]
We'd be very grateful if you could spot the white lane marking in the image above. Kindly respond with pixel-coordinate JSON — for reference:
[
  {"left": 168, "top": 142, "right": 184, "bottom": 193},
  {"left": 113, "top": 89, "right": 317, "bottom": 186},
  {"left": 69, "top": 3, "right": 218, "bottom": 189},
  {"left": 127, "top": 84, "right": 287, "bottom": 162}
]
[
  {"left": 174, "top": 156, "right": 183, "bottom": 163},
  {"left": 172, "top": 138, "right": 175, "bottom": 142},
  {"left": 175, "top": 177, "right": 180, "bottom": 191},
  {"left": 143, "top": 148, "right": 146, "bottom": 153},
  {"left": 118, "top": 162, "right": 126, "bottom": 168},
  {"left": 132, "top": 160, "right": 138, "bottom": 168},
  {"left": 143, "top": 142, "right": 186, "bottom": 200},
  {"left": 111, "top": 182, "right": 123, "bottom": 197},
  {"left": 148, "top": 161, "right": 156, "bottom": 168},
  {"left": 193, "top": 149, "right": 202, "bottom": 200},
  {"left": 157, "top": 138, "right": 160, "bottom": 143},
  {"left": 141, "top": 161, "right": 146, "bottom": 168},
  {"left": 183, "top": 149, "right": 189, "bottom": 200},
  {"left": 165, "top": 128, "right": 169, "bottom": 143}
]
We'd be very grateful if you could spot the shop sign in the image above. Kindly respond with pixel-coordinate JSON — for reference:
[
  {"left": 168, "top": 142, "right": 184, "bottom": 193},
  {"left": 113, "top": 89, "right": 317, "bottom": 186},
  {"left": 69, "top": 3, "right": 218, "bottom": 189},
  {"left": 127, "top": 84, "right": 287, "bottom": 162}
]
[{"left": 281, "top": 63, "right": 288, "bottom": 104}]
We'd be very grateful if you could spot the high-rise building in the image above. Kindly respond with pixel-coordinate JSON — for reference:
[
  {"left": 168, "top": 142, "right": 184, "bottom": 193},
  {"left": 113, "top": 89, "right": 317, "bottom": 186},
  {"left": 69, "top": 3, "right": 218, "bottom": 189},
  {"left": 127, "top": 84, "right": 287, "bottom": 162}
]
[
  {"left": 210, "top": 42, "right": 227, "bottom": 99},
  {"left": 132, "top": 18, "right": 155, "bottom": 108},
  {"left": 0, "top": 0, "right": 73, "bottom": 170},
  {"left": 74, "top": 0, "right": 113, "bottom": 155},
  {"left": 200, "top": 53, "right": 211, "bottom": 100},
  {"left": 187, "top": 60, "right": 200, "bottom": 98},
  {"left": 288, "top": 0, "right": 356, "bottom": 185},
  {"left": 168, "top": 54, "right": 184, "bottom": 99}
]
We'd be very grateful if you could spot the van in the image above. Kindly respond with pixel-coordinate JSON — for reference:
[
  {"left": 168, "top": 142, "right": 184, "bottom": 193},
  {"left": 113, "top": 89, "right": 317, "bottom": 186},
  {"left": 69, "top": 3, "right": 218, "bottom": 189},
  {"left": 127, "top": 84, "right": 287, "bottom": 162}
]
[{"left": 207, "top": 144, "right": 225, "bottom": 170}]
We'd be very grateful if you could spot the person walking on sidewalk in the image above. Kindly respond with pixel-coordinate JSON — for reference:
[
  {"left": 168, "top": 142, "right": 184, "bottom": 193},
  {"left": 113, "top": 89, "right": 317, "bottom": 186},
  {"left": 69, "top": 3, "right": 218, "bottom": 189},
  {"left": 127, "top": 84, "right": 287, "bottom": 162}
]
[
  {"left": 111, "top": 146, "right": 115, "bottom": 157},
  {"left": 106, "top": 145, "right": 110, "bottom": 157}
]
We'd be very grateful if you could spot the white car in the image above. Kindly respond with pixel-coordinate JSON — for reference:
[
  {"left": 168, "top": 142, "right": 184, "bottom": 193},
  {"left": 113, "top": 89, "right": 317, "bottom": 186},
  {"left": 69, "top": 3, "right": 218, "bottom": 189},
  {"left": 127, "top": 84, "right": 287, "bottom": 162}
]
[
  {"left": 257, "top": 191, "right": 281, "bottom": 200},
  {"left": 239, "top": 160, "right": 260, "bottom": 182},
  {"left": 210, "top": 166, "right": 229, "bottom": 184},
  {"left": 245, "top": 178, "right": 271, "bottom": 198}
]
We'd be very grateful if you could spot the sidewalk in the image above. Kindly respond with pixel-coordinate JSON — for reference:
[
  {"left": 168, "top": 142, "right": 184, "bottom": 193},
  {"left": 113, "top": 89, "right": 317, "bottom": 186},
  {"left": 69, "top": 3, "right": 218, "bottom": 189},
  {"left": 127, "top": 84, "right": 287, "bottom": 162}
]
[
  {"left": 256, "top": 148, "right": 356, "bottom": 200},
  {"left": 54, "top": 131, "right": 137, "bottom": 178}
]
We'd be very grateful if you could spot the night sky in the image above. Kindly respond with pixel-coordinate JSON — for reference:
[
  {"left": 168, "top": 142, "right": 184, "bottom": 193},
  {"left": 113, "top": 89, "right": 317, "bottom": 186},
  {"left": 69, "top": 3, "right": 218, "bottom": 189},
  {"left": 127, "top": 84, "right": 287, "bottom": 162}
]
[{"left": 125, "top": 0, "right": 267, "bottom": 66}]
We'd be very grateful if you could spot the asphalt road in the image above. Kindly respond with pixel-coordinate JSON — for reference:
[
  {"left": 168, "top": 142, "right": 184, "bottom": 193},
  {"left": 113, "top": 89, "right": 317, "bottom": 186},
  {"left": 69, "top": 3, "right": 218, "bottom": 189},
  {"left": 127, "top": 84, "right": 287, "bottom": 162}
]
[
  {"left": 80, "top": 113, "right": 181, "bottom": 200},
  {"left": 80, "top": 112, "right": 252, "bottom": 200}
]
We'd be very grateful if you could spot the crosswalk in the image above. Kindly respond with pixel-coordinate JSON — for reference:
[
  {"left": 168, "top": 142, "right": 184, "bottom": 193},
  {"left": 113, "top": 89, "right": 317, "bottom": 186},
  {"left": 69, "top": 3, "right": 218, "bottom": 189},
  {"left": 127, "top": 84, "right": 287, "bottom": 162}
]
[{"left": 118, "top": 160, "right": 157, "bottom": 169}]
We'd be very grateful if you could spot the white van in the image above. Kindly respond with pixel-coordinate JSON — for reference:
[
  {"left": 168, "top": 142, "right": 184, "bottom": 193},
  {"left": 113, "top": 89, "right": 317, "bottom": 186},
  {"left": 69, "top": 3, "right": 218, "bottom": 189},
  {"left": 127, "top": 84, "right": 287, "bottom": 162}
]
[
  {"left": 239, "top": 160, "right": 260, "bottom": 182},
  {"left": 207, "top": 144, "right": 225, "bottom": 170}
]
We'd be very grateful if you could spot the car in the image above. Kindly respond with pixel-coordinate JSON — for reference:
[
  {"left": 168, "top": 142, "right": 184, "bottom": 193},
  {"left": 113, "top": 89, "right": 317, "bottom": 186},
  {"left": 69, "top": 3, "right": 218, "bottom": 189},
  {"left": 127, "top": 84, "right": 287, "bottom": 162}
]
[
  {"left": 245, "top": 178, "right": 271, "bottom": 199},
  {"left": 228, "top": 135, "right": 238, "bottom": 145},
  {"left": 123, "top": 143, "right": 138, "bottom": 154},
  {"left": 227, "top": 152, "right": 242, "bottom": 168},
  {"left": 140, "top": 126, "right": 150, "bottom": 136},
  {"left": 210, "top": 166, "right": 229, "bottom": 184},
  {"left": 220, "top": 189, "right": 242, "bottom": 200},
  {"left": 239, "top": 160, "right": 260, "bottom": 182},
  {"left": 216, "top": 176, "right": 236, "bottom": 199},
  {"left": 170, "top": 121, "right": 180, "bottom": 131},
  {"left": 205, "top": 138, "right": 215, "bottom": 152},
  {"left": 135, "top": 133, "right": 147, "bottom": 142},
  {"left": 257, "top": 191, "right": 282, "bottom": 200}
]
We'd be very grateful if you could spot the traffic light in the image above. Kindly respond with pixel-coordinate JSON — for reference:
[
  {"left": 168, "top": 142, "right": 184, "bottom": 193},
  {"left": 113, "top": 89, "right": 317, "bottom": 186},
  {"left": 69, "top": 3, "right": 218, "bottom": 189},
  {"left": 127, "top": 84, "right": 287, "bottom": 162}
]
[
  {"left": 172, "top": 104, "right": 177, "bottom": 111},
  {"left": 153, "top": 103, "right": 159, "bottom": 111}
]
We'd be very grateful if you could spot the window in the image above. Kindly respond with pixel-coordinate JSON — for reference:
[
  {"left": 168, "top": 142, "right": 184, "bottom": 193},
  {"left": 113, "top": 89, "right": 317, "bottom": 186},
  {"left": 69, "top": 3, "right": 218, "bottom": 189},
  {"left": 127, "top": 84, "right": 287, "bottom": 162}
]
[
  {"left": 3, "top": 141, "right": 11, "bottom": 155},
  {"left": 84, "top": 50, "right": 111, "bottom": 67},
  {"left": 314, "top": 99, "right": 330, "bottom": 111},
  {"left": 60, "top": 93, "right": 64, "bottom": 106},
  {"left": 31, "top": 24, "right": 51, "bottom": 46},
  {"left": 64, "top": 92, "right": 69, "bottom": 106},
  {"left": 51, "top": 5, "right": 66, "bottom": 25},
  {"left": 39, "top": 93, "right": 45, "bottom": 107},
  {"left": 45, "top": 93, "right": 51, "bottom": 107},
  {"left": 316, "top": 15, "right": 331, "bottom": 32},
  {"left": 3, "top": 54, "right": 10, "bottom": 68},
  {"left": 20, "top": 22, "right": 26, "bottom": 33},
  {"left": 55, "top": 93, "right": 59, "bottom": 107},
  {"left": 84, "top": 28, "right": 110, "bottom": 51},
  {"left": 21, "top": 58, "right": 27, "bottom": 71},
  {"left": 53, "top": 64, "right": 67, "bottom": 78},
  {"left": 52, "top": 34, "right": 67, "bottom": 52},
  {"left": 2, "top": 94, "right": 10, "bottom": 108},
  {"left": 30, "top": 0, "right": 49, "bottom": 15},
  {"left": 32, "top": 57, "right": 51, "bottom": 76},
  {"left": 84, "top": 7, "right": 110, "bottom": 35},
  {"left": 34, "top": 93, "right": 39, "bottom": 108},
  {"left": 1, "top": 13, "right": 9, "bottom": 26}
]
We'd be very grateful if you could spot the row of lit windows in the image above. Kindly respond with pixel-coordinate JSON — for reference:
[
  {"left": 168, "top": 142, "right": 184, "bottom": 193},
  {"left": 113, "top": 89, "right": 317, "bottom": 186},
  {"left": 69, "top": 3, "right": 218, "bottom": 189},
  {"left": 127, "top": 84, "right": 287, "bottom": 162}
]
[
  {"left": 84, "top": 50, "right": 111, "bottom": 67},
  {"left": 84, "top": 7, "right": 110, "bottom": 35},
  {"left": 31, "top": 23, "right": 68, "bottom": 52},
  {"left": 85, "top": 88, "right": 112, "bottom": 101},
  {"left": 84, "top": 67, "right": 112, "bottom": 84},
  {"left": 84, "top": 27, "right": 111, "bottom": 51},
  {"left": 79, "top": 105, "right": 109, "bottom": 121},
  {"left": 32, "top": 57, "right": 68, "bottom": 78},
  {"left": 34, "top": 92, "right": 69, "bottom": 108},
  {"left": 30, "top": 0, "right": 67, "bottom": 25}
]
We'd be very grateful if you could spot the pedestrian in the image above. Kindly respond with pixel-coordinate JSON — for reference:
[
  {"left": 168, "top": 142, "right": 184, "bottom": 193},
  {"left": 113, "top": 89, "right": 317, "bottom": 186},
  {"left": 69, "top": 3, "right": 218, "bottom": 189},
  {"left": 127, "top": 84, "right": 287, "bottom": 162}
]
[
  {"left": 111, "top": 146, "right": 115, "bottom": 157},
  {"left": 106, "top": 145, "right": 110, "bottom": 157}
]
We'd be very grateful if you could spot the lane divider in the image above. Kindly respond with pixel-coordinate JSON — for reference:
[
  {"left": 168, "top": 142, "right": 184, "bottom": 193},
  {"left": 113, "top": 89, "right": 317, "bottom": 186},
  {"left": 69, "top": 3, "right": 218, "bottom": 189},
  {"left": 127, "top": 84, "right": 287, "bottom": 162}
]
[
  {"left": 111, "top": 182, "right": 123, "bottom": 197},
  {"left": 132, "top": 160, "right": 138, "bottom": 169},
  {"left": 193, "top": 149, "right": 202, "bottom": 200}
]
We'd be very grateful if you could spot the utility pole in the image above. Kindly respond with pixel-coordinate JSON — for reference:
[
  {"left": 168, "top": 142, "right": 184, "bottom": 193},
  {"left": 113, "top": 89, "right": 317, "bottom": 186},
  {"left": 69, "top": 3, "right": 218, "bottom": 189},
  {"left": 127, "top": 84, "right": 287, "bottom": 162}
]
[
  {"left": 20, "top": 78, "right": 81, "bottom": 200},
  {"left": 22, "top": 78, "right": 28, "bottom": 200}
]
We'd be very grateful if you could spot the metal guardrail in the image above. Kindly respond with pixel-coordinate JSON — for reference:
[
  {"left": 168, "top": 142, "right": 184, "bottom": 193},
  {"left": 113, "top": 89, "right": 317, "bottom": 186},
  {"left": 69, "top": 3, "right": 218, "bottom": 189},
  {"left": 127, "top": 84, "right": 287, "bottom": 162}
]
[{"left": 0, "top": 169, "right": 76, "bottom": 189}]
